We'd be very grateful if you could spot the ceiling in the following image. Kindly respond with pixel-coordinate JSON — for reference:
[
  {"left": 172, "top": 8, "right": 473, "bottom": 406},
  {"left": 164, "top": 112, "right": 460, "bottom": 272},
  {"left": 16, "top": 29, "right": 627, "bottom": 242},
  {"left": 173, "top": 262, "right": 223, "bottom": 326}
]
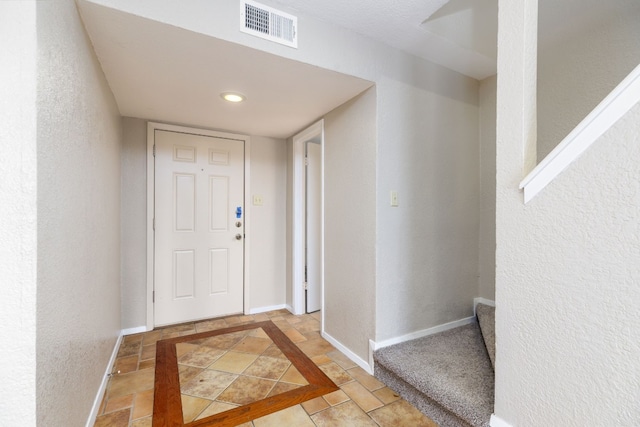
[
  {"left": 76, "top": 0, "right": 502, "bottom": 139},
  {"left": 77, "top": 0, "right": 500, "bottom": 138},
  {"left": 271, "top": 0, "right": 498, "bottom": 80},
  {"left": 77, "top": 0, "right": 623, "bottom": 140},
  {"left": 77, "top": 1, "right": 375, "bottom": 139}
]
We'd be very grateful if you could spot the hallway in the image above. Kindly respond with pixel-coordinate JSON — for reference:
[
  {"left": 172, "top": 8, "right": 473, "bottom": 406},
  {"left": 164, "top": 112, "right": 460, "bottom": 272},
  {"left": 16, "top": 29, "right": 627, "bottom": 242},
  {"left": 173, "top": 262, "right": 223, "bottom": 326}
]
[{"left": 94, "top": 310, "right": 437, "bottom": 426}]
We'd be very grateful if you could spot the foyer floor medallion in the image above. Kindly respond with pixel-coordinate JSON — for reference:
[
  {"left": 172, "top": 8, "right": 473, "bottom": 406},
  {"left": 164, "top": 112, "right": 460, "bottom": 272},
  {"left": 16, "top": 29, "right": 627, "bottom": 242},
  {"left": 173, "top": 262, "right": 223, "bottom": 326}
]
[{"left": 153, "top": 320, "right": 339, "bottom": 426}]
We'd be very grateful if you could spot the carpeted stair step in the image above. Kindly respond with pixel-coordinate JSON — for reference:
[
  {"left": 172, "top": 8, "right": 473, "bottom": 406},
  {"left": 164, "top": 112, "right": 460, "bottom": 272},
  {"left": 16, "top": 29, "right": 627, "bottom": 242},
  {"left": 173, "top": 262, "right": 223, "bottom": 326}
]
[
  {"left": 374, "top": 322, "right": 494, "bottom": 427},
  {"left": 476, "top": 303, "right": 496, "bottom": 370}
]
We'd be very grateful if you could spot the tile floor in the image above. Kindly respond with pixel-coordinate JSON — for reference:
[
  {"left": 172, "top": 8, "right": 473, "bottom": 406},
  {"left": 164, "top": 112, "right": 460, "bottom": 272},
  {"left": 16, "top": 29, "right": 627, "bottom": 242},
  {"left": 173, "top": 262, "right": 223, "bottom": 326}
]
[{"left": 94, "top": 310, "right": 438, "bottom": 427}]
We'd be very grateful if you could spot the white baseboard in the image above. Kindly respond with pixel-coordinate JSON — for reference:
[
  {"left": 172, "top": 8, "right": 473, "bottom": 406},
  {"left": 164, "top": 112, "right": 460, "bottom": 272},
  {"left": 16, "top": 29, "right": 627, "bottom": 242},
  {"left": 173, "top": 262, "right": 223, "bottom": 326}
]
[
  {"left": 86, "top": 332, "right": 124, "bottom": 427},
  {"left": 122, "top": 326, "right": 148, "bottom": 336},
  {"left": 248, "top": 304, "right": 288, "bottom": 315},
  {"left": 368, "top": 339, "right": 376, "bottom": 374},
  {"left": 286, "top": 303, "right": 305, "bottom": 316},
  {"left": 474, "top": 297, "right": 496, "bottom": 307},
  {"left": 321, "top": 331, "right": 373, "bottom": 375},
  {"left": 474, "top": 297, "right": 496, "bottom": 316},
  {"left": 371, "top": 316, "right": 476, "bottom": 351},
  {"left": 490, "top": 414, "right": 513, "bottom": 427}
]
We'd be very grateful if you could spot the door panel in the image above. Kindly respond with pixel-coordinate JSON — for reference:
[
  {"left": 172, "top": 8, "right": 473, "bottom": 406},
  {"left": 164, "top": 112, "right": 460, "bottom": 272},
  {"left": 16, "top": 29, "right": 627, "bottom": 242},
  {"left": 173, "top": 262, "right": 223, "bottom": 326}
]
[
  {"left": 175, "top": 174, "right": 196, "bottom": 231},
  {"left": 209, "top": 249, "right": 229, "bottom": 294},
  {"left": 209, "top": 176, "right": 229, "bottom": 231},
  {"left": 155, "top": 129, "right": 244, "bottom": 326},
  {"left": 174, "top": 250, "right": 195, "bottom": 298}
]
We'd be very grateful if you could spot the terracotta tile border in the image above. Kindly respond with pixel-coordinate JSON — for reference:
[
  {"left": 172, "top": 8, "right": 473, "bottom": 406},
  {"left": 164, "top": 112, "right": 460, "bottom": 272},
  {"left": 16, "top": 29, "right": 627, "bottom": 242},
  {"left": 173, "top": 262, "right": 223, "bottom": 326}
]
[{"left": 153, "top": 321, "right": 338, "bottom": 427}]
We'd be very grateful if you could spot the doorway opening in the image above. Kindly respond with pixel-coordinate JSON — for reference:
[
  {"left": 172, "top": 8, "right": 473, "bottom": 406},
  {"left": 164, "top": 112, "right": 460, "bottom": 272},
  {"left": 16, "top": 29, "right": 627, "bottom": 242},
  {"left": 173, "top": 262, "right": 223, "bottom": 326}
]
[{"left": 292, "top": 120, "right": 324, "bottom": 317}]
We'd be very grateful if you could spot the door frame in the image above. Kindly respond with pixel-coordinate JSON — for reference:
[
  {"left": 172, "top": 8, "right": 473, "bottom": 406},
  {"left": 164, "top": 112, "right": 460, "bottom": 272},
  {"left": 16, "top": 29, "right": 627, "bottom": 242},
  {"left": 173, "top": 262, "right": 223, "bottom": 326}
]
[
  {"left": 291, "top": 120, "right": 324, "bottom": 316},
  {"left": 146, "top": 121, "right": 251, "bottom": 330}
]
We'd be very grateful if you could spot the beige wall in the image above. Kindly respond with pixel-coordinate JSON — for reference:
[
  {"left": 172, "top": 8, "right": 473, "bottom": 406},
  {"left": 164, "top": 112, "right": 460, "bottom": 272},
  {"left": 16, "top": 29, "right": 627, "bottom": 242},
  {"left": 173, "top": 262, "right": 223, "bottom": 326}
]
[
  {"left": 496, "top": 1, "right": 640, "bottom": 424},
  {"left": 375, "top": 69, "right": 480, "bottom": 342},
  {"left": 36, "top": 1, "right": 122, "bottom": 425},
  {"left": 0, "top": 3, "right": 38, "bottom": 425},
  {"left": 121, "top": 118, "right": 147, "bottom": 328},
  {"left": 479, "top": 75, "right": 497, "bottom": 300},
  {"left": 120, "top": 121, "right": 288, "bottom": 328},
  {"left": 246, "top": 136, "right": 287, "bottom": 311},
  {"left": 537, "top": 0, "right": 640, "bottom": 161},
  {"left": 285, "top": 137, "right": 294, "bottom": 309},
  {"left": 324, "top": 88, "right": 377, "bottom": 359}
]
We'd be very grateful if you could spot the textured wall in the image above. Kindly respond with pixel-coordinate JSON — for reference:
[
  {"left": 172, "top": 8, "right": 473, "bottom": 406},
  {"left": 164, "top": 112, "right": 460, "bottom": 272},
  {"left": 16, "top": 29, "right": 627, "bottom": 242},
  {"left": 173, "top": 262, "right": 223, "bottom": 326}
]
[
  {"left": 0, "top": 3, "right": 37, "bottom": 425},
  {"left": 375, "top": 68, "right": 480, "bottom": 342},
  {"left": 285, "top": 138, "right": 294, "bottom": 309},
  {"left": 478, "top": 75, "right": 497, "bottom": 300},
  {"left": 36, "top": 1, "right": 122, "bottom": 425},
  {"left": 496, "top": 1, "right": 640, "bottom": 424},
  {"left": 121, "top": 118, "right": 148, "bottom": 329},
  {"left": 324, "top": 88, "right": 377, "bottom": 360},
  {"left": 246, "top": 136, "right": 288, "bottom": 310},
  {"left": 537, "top": 0, "right": 640, "bottom": 161}
]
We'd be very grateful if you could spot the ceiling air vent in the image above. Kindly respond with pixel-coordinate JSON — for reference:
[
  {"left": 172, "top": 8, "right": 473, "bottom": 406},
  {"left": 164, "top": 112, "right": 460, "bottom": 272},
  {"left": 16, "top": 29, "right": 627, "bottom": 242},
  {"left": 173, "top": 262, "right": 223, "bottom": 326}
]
[{"left": 240, "top": 0, "right": 298, "bottom": 48}]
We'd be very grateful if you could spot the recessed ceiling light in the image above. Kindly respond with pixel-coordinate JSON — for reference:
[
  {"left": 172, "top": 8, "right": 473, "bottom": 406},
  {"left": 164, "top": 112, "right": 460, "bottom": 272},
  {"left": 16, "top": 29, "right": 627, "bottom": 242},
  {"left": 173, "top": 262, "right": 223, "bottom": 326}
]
[{"left": 221, "top": 92, "right": 246, "bottom": 103}]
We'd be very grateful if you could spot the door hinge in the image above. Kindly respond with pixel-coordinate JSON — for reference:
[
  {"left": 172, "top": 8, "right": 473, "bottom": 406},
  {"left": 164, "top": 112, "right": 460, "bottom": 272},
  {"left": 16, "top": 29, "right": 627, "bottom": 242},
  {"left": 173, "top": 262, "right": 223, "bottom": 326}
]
[
  {"left": 152, "top": 291, "right": 155, "bottom": 303},
  {"left": 304, "top": 156, "right": 309, "bottom": 166},
  {"left": 153, "top": 145, "right": 156, "bottom": 156},
  {"left": 153, "top": 218, "right": 155, "bottom": 230},
  {"left": 303, "top": 282, "right": 308, "bottom": 291}
]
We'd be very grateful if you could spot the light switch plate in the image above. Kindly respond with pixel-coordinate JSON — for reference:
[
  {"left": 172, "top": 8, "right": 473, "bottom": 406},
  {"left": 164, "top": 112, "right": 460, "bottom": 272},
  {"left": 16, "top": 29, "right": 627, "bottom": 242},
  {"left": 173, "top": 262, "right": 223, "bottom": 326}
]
[
  {"left": 390, "top": 191, "right": 398, "bottom": 207},
  {"left": 253, "top": 195, "right": 264, "bottom": 206}
]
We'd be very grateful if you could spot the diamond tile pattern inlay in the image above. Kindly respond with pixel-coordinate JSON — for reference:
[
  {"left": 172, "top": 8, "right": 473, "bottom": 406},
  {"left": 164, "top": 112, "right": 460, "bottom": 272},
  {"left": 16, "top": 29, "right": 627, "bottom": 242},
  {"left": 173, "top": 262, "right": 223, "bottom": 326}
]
[
  {"left": 94, "top": 310, "right": 438, "bottom": 427},
  {"left": 177, "top": 328, "right": 297, "bottom": 415},
  {"left": 154, "top": 321, "right": 338, "bottom": 426}
]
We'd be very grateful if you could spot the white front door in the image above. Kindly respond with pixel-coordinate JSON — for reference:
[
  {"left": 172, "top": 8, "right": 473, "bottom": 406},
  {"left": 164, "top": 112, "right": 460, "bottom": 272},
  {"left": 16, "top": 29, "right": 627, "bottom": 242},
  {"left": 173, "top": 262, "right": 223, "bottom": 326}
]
[
  {"left": 154, "top": 129, "right": 245, "bottom": 326},
  {"left": 305, "top": 141, "right": 322, "bottom": 313}
]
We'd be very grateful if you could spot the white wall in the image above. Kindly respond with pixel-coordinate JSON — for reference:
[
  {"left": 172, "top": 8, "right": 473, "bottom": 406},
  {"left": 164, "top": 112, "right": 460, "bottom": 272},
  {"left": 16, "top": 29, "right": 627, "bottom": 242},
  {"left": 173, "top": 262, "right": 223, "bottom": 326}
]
[
  {"left": 0, "top": 3, "right": 37, "bottom": 425},
  {"left": 324, "top": 88, "right": 377, "bottom": 359},
  {"left": 36, "top": 1, "right": 123, "bottom": 425},
  {"left": 479, "top": 75, "right": 497, "bottom": 300},
  {"left": 537, "top": 0, "right": 640, "bottom": 161},
  {"left": 496, "top": 1, "right": 640, "bottom": 424},
  {"left": 120, "top": 122, "right": 288, "bottom": 327}
]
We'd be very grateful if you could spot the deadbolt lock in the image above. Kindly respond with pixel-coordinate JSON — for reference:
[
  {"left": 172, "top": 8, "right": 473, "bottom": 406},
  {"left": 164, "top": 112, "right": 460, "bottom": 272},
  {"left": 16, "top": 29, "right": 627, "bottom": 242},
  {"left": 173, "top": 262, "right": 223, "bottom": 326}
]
[{"left": 235, "top": 221, "right": 242, "bottom": 228}]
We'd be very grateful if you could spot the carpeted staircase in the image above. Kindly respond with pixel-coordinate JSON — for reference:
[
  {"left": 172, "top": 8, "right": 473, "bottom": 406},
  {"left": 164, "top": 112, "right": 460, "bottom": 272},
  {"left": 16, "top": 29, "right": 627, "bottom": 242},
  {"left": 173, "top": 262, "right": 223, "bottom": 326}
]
[{"left": 374, "top": 303, "right": 496, "bottom": 427}]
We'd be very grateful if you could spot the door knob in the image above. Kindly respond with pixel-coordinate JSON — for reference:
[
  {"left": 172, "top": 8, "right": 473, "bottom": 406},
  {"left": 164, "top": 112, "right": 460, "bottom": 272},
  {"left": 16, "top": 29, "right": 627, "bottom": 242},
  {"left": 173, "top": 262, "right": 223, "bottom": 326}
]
[{"left": 235, "top": 234, "right": 243, "bottom": 240}]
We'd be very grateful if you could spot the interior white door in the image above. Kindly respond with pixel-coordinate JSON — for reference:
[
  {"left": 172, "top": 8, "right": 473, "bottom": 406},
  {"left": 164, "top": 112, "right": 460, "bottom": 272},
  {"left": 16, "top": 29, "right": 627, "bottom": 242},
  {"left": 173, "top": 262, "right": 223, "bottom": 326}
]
[
  {"left": 154, "top": 129, "right": 244, "bottom": 326},
  {"left": 305, "top": 141, "right": 322, "bottom": 313}
]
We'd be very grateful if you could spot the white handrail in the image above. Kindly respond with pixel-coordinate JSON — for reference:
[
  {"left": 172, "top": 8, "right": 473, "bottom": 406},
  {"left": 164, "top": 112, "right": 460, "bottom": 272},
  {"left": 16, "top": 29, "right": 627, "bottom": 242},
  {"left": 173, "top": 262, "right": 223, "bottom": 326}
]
[{"left": 520, "top": 63, "right": 640, "bottom": 203}]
